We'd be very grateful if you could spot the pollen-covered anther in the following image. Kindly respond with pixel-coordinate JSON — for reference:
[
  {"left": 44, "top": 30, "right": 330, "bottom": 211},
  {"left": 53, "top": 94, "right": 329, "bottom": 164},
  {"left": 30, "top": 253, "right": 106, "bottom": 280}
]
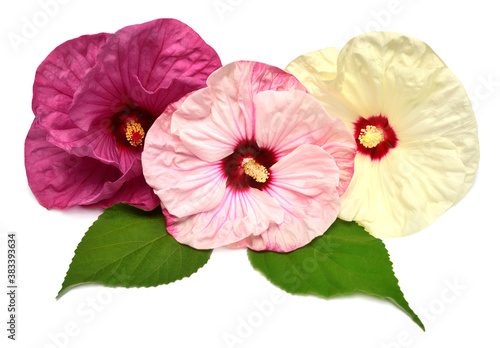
[
  {"left": 359, "top": 125, "right": 384, "bottom": 148},
  {"left": 242, "top": 158, "right": 270, "bottom": 183},
  {"left": 125, "top": 120, "right": 145, "bottom": 147}
]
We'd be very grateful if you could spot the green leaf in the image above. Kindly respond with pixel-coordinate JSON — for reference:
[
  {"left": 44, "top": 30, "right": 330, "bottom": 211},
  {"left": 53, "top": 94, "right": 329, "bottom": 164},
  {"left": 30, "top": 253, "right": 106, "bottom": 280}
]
[
  {"left": 58, "top": 203, "right": 212, "bottom": 298},
  {"left": 247, "top": 219, "right": 424, "bottom": 330}
]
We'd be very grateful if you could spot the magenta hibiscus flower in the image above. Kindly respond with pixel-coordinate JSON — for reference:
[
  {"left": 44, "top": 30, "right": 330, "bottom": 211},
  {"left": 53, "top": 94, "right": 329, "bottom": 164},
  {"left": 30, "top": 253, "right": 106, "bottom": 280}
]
[
  {"left": 142, "top": 61, "right": 356, "bottom": 252},
  {"left": 25, "top": 19, "right": 221, "bottom": 210}
]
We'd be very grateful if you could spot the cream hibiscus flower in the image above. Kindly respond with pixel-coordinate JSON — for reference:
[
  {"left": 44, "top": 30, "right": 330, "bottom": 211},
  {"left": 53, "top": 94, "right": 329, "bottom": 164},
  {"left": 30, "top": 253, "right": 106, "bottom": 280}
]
[{"left": 286, "top": 32, "right": 480, "bottom": 237}]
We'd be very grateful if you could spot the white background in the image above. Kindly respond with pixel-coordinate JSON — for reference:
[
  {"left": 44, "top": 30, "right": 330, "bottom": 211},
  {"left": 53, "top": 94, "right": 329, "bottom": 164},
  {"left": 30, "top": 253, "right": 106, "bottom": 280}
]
[{"left": 1, "top": 0, "right": 498, "bottom": 347}]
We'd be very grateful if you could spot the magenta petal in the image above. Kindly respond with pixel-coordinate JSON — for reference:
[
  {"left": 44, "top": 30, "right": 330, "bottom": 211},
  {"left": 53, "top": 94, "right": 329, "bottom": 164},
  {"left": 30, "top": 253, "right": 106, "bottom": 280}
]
[
  {"left": 32, "top": 33, "right": 111, "bottom": 133},
  {"left": 93, "top": 174, "right": 160, "bottom": 210},
  {"left": 67, "top": 18, "right": 221, "bottom": 172},
  {"left": 31, "top": 32, "right": 117, "bottom": 165},
  {"left": 25, "top": 120, "right": 158, "bottom": 209}
]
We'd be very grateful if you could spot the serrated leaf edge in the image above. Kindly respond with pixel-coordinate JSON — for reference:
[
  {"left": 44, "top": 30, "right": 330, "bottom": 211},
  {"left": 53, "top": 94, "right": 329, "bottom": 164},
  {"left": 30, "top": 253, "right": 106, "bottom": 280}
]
[{"left": 57, "top": 204, "right": 213, "bottom": 298}]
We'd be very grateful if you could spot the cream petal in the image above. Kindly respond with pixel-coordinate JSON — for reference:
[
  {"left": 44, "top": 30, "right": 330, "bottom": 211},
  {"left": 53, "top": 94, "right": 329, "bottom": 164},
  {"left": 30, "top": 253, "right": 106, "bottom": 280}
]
[
  {"left": 383, "top": 64, "right": 479, "bottom": 201},
  {"left": 286, "top": 47, "right": 360, "bottom": 125},
  {"left": 339, "top": 137, "right": 466, "bottom": 237},
  {"left": 285, "top": 47, "right": 339, "bottom": 94}
]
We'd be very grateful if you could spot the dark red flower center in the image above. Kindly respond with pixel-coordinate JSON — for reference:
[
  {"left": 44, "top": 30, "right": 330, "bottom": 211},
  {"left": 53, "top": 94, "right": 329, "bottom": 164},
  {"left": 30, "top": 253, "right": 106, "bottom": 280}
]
[
  {"left": 111, "top": 105, "right": 155, "bottom": 148},
  {"left": 353, "top": 115, "right": 398, "bottom": 160},
  {"left": 221, "top": 140, "right": 277, "bottom": 191}
]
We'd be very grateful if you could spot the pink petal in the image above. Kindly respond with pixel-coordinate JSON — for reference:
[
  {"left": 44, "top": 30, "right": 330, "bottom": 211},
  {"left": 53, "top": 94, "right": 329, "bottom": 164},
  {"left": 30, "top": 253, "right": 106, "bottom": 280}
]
[
  {"left": 67, "top": 18, "right": 221, "bottom": 171},
  {"left": 206, "top": 61, "right": 308, "bottom": 124},
  {"left": 241, "top": 144, "right": 341, "bottom": 252},
  {"left": 171, "top": 88, "right": 237, "bottom": 162},
  {"left": 25, "top": 120, "right": 158, "bottom": 210},
  {"left": 312, "top": 118, "right": 356, "bottom": 196},
  {"left": 205, "top": 61, "right": 308, "bottom": 140},
  {"left": 170, "top": 61, "right": 308, "bottom": 163},
  {"left": 142, "top": 111, "right": 226, "bottom": 218},
  {"left": 254, "top": 90, "right": 356, "bottom": 196},
  {"left": 254, "top": 90, "right": 334, "bottom": 157},
  {"left": 164, "top": 188, "right": 284, "bottom": 250}
]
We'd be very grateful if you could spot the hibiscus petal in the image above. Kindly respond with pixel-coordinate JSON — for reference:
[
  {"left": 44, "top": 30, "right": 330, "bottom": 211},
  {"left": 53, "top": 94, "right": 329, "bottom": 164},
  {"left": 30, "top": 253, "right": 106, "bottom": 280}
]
[
  {"left": 286, "top": 46, "right": 373, "bottom": 125},
  {"left": 254, "top": 90, "right": 356, "bottom": 195},
  {"left": 32, "top": 33, "right": 111, "bottom": 153},
  {"left": 170, "top": 61, "right": 308, "bottom": 163},
  {"left": 206, "top": 61, "right": 308, "bottom": 141},
  {"left": 32, "top": 33, "right": 111, "bottom": 129},
  {"left": 68, "top": 18, "right": 221, "bottom": 171},
  {"left": 382, "top": 65, "right": 479, "bottom": 201},
  {"left": 25, "top": 120, "right": 158, "bottom": 209},
  {"left": 164, "top": 188, "right": 284, "bottom": 250},
  {"left": 286, "top": 47, "right": 366, "bottom": 135},
  {"left": 241, "top": 144, "right": 341, "bottom": 252},
  {"left": 254, "top": 90, "right": 333, "bottom": 156},
  {"left": 171, "top": 88, "right": 237, "bottom": 163},
  {"left": 285, "top": 46, "right": 339, "bottom": 95},
  {"left": 65, "top": 118, "right": 141, "bottom": 172},
  {"left": 314, "top": 117, "right": 357, "bottom": 196},
  {"left": 93, "top": 173, "right": 160, "bottom": 210},
  {"left": 142, "top": 111, "right": 226, "bottom": 218},
  {"left": 339, "top": 137, "right": 466, "bottom": 237}
]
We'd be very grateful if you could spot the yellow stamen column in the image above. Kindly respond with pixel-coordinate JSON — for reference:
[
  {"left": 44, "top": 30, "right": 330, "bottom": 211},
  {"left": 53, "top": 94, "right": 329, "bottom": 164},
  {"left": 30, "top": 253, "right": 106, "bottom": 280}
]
[
  {"left": 242, "top": 159, "right": 269, "bottom": 183},
  {"left": 125, "top": 120, "right": 145, "bottom": 147},
  {"left": 359, "top": 125, "right": 384, "bottom": 148}
]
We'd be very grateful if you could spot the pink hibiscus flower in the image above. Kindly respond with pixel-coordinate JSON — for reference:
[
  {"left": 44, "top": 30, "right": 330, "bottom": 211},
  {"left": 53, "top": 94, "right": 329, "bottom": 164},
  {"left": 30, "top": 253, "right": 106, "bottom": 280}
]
[
  {"left": 25, "top": 19, "right": 221, "bottom": 210},
  {"left": 142, "top": 61, "right": 356, "bottom": 252}
]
